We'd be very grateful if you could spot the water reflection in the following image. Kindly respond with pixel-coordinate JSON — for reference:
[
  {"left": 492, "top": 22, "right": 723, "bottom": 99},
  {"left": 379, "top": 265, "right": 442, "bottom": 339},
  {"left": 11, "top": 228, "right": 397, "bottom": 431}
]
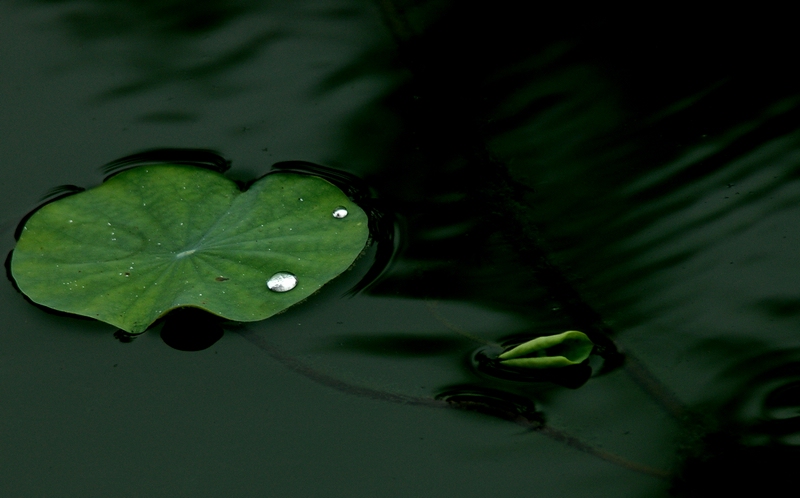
[
  {"left": 160, "top": 307, "right": 224, "bottom": 350},
  {"left": 8, "top": 0, "right": 398, "bottom": 176},
  {"left": 673, "top": 348, "right": 800, "bottom": 494},
  {"left": 328, "top": 1, "right": 800, "bottom": 494},
  {"left": 36, "top": 0, "right": 282, "bottom": 99},
  {"left": 41, "top": 0, "right": 250, "bottom": 37},
  {"left": 339, "top": 0, "right": 800, "bottom": 362},
  {"left": 707, "top": 348, "right": 800, "bottom": 444}
]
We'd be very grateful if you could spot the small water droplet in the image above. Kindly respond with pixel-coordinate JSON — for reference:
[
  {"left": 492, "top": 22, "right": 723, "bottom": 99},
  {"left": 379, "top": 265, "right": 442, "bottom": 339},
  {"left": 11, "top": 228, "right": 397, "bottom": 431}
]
[
  {"left": 332, "top": 207, "right": 348, "bottom": 218},
  {"left": 69, "top": 220, "right": 73, "bottom": 223},
  {"left": 267, "top": 272, "right": 297, "bottom": 292}
]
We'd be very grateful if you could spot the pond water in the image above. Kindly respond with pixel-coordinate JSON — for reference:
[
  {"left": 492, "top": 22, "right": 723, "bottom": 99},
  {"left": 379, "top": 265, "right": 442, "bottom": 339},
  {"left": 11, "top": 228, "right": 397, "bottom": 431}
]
[{"left": 2, "top": 1, "right": 800, "bottom": 496}]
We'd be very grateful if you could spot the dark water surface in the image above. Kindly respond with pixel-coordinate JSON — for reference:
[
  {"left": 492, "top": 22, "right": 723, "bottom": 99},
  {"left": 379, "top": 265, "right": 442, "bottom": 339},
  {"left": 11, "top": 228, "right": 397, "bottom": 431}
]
[{"left": 3, "top": 2, "right": 800, "bottom": 496}]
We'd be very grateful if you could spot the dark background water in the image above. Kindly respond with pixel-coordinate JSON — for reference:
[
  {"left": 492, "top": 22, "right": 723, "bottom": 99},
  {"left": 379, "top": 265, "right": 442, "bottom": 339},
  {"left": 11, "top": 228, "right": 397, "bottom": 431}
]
[{"left": 3, "top": 1, "right": 800, "bottom": 496}]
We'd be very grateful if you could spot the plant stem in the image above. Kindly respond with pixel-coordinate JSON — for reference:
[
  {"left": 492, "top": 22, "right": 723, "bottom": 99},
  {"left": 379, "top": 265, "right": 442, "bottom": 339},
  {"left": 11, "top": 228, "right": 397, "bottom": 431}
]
[
  {"left": 238, "top": 329, "right": 441, "bottom": 408},
  {"left": 238, "top": 329, "right": 671, "bottom": 479},
  {"left": 425, "top": 300, "right": 500, "bottom": 347}
]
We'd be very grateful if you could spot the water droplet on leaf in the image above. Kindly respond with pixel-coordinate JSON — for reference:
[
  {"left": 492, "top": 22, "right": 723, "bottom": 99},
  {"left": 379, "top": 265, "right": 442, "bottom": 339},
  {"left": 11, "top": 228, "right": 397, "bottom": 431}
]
[{"left": 267, "top": 272, "right": 297, "bottom": 292}]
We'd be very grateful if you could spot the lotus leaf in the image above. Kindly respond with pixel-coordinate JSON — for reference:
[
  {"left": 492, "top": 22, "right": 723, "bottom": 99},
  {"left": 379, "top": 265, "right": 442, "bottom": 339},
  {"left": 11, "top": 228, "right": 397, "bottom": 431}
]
[{"left": 10, "top": 164, "right": 369, "bottom": 333}]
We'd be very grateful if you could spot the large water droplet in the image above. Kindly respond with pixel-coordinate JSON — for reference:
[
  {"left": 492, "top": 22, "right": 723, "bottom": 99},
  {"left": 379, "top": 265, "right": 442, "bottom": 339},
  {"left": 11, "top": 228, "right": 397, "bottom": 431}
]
[
  {"left": 267, "top": 272, "right": 297, "bottom": 292},
  {"left": 332, "top": 206, "right": 348, "bottom": 218}
]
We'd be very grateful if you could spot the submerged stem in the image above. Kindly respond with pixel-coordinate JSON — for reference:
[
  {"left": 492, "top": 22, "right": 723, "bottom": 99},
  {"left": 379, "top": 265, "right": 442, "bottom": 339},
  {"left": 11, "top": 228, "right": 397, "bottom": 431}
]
[
  {"left": 536, "top": 426, "right": 672, "bottom": 479},
  {"left": 425, "top": 300, "right": 499, "bottom": 347},
  {"left": 239, "top": 329, "right": 671, "bottom": 479},
  {"left": 621, "top": 349, "right": 688, "bottom": 420},
  {"left": 238, "top": 329, "right": 441, "bottom": 408}
]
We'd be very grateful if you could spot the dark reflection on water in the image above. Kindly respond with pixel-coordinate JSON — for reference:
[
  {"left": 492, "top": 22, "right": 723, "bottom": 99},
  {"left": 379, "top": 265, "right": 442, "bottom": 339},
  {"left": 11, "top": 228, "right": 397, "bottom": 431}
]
[
  {"left": 329, "top": 1, "right": 800, "bottom": 494},
  {"left": 349, "top": 4, "right": 800, "bottom": 325},
  {"left": 707, "top": 349, "right": 800, "bottom": 444},
  {"left": 673, "top": 350, "right": 800, "bottom": 495},
  {"left": 34, "top": 0, "right": 284, "bottom": 100},
  {"left": 436, "top": 386, "right": 543, "bottom": 427},
  {"left": 160, "top": 307, "right": 224, "bottom": 351},
  {"left": 39, "top": 0, "right": 250, "bottom": 37}
]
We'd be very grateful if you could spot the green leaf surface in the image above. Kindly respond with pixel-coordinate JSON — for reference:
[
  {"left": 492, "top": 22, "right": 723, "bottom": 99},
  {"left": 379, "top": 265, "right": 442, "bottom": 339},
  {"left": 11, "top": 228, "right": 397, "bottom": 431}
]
[
  {"left": 11, "top": 165, "right": 369, "bottom": 333},
  {"left": 497, "top": 330, "right": 594, "bottom": 369}
]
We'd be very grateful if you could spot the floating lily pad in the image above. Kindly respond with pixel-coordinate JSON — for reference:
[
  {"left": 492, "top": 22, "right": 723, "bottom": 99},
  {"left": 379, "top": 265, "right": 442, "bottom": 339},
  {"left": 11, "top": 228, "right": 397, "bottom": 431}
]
[
  {"left": 498, "top": 330, "right": 594, "bottom": 369},
  {"left": 10, "top": 165, "right": 369, "bottom": 333}
]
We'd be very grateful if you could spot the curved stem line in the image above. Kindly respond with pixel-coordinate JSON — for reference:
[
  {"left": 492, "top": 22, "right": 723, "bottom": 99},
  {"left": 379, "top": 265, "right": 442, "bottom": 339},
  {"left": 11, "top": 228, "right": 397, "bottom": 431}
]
[
  {"left": 535, "top": 426, "right": 672, "bottom": 479},
  {"left": 237, "top": 329, "right": 671, "bottom": 480},
  {"left": 425, "top": 300, "right": 500, "bottom": 347},
  {"left": 238, "top": 329, "right": 441, "bottom": 408},
  {"left": 621, "top": 350, "right": 687, "bottom": 420}
]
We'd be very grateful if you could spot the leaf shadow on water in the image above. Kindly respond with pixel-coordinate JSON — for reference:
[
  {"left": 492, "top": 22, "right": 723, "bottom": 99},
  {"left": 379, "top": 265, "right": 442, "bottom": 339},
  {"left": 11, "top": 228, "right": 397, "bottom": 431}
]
[{"left": 31, "top": 0, "right": 283, "bottom": 100}]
